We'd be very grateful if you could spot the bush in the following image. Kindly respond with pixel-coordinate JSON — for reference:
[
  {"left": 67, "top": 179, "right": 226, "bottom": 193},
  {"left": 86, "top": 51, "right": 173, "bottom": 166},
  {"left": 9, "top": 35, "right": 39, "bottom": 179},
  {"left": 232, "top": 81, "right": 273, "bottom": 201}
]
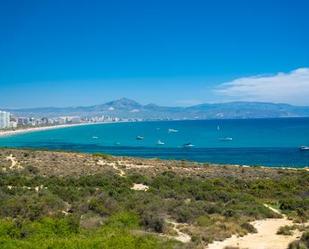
[
  {"left": 93, "top": 153, "right": 111, "bottom": 160},
  {"left": 140, "top": 212, "right": 165, "bottom": 233},
  {"left": 241, "top": 223, "right": 257, "bottom": 233},
  {"left": 105, "top": 212, "right": 139, "bottom": 229},
  {"left": 196, "top": 215, "right": 212, "bottom": 227},
  {"left": 277, "top": 225, "right": 295, "bottom": 235},
  {"left": 0, "top": 193, "right": 64, "bottom": 220},
  {"left": 288, "top": 231, "right": 309, "bottom": 249}
]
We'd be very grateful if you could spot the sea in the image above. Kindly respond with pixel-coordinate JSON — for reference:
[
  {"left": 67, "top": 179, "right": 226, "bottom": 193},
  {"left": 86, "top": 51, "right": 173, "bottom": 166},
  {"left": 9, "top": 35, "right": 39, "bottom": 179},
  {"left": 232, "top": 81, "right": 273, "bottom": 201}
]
[{"left": 0, "top": 118, "right": 309, "bottom": 167}]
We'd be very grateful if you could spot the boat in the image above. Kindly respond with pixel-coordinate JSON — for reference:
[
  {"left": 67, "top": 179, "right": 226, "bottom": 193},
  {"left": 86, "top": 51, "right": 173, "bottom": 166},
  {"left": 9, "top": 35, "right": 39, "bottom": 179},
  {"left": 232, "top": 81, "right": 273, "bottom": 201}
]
[
  {"left": 157, "top": 140, "right": 165, "bottom": 145},
  {"left": 183, "top": 143, "right": 195, "bottom": 148},
  {"left": 168, "top": 128, "right": 179, "bottom": 133},
  {"left": 299, "top": 146, "right": 309, "bottom": 151},
  {"left": 219, "top": 137, "right": 233, "bottom": 141},
  {"left": 217, "top": 125, "right": 220, "bottom": 131},
  {"left": 92, "top": 136, "right": 99, "bottom": 139},
  {"left": 136, "top": 136, "right": 144, "bottom": 140},
  {"left": 115, "top": 142, "right": 120, "bottom": 145}
]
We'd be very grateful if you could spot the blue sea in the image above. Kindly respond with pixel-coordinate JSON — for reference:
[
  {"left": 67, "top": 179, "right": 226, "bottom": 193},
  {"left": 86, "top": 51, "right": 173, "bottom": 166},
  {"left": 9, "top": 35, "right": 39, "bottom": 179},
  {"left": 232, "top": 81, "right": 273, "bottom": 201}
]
[{"left": 0, "top": 118, "right": 309, "bottom": 167}]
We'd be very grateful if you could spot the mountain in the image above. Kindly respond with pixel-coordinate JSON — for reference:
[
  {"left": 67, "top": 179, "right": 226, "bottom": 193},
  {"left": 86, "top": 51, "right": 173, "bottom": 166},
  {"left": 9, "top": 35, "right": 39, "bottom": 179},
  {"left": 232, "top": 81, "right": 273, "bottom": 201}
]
[{"left": 4, "top": 98, "right": 309, "bottom": 119}]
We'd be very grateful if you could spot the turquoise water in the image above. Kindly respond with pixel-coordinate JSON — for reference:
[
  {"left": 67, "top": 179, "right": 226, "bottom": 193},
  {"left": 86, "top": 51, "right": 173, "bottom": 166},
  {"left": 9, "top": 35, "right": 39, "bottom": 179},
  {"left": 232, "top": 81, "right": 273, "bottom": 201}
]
[{"left": 0, "top": 118, "right": 309, "bottom": 167}]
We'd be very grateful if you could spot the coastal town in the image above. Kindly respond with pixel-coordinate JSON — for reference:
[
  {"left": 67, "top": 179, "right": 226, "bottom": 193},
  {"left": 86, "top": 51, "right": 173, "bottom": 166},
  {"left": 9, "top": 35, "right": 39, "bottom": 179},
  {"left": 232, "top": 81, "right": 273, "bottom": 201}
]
[{"left": 0, "top": 110, "right": 141, "bottom": 131}]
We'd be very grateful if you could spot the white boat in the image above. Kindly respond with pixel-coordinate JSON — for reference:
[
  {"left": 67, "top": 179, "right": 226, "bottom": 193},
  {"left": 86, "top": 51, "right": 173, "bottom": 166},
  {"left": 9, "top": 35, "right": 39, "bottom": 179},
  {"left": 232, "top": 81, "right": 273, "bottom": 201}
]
[
  {"left": 219, "top": 137, "right": 233, "bottom": 141},
  {"left": 168, "top": 128, "right": 179, "bottom": 133},
  {"left": 183, "top": 142, "right": 195, "bottom": 148},
  {"left": 217, "top": 125, "right": 220, "bottom": 131},
  {"left": 157, "top": 140, "right": 165, "bottom": 145},
  {"left": 92, "top": 136, "right": 99, "bottom": 139},
  {"left": 299, "top": 146, "right": 309, "bottom": 151},
  {"left": 136, "top": 136, "right": 144, "bottom": 140}
]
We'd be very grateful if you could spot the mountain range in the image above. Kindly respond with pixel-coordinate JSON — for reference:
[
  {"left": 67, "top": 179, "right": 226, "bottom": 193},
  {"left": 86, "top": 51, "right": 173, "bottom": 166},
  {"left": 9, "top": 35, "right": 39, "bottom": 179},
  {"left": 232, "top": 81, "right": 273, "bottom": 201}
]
[{"left": 4, "top": 98, "right": 309, "bottom": 119}]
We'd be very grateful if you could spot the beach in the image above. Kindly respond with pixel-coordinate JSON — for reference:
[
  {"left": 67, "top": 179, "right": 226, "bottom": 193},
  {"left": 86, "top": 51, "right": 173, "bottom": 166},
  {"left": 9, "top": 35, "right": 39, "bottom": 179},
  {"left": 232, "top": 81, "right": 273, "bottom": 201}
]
[{"left": 0, "top": 121, "right": 113, "bottom": 137}]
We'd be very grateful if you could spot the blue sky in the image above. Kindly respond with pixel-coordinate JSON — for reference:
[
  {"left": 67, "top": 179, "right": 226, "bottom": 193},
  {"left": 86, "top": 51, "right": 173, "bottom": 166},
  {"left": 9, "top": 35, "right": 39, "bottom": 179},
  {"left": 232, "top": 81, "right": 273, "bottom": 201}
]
[{"left": 0, "top": 0, "right": 308, "bottom": 108}]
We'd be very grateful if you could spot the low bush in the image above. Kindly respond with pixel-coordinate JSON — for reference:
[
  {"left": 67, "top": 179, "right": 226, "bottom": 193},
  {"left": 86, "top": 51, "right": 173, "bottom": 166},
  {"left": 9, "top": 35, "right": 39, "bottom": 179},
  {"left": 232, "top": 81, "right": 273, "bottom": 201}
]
[{"left": 277, "top": 225, "right": 296, "bottom": 235}]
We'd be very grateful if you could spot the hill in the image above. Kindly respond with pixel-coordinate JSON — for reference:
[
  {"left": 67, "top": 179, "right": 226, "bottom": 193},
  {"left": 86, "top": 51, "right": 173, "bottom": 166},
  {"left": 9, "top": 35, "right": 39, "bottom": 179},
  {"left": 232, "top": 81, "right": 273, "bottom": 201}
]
[
  {"left": 0, "top": 148, "right": 308, "bottom": 249},
  {"left": 5, "top": 98, "right": 309, "bottom": 119}
]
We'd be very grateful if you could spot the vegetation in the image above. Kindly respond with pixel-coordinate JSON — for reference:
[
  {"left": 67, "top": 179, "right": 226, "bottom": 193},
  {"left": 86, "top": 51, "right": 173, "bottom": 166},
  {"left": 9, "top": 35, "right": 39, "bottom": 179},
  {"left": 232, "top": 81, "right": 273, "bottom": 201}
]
[
  {"left": 277, "top": 225, "right": 296, "bottom": 235},
  {"left": 0, "top": 148, "right": 308, "bottom": 248},
  {"left": 288, "top": 232, "right": 309, "bottom": 249}
]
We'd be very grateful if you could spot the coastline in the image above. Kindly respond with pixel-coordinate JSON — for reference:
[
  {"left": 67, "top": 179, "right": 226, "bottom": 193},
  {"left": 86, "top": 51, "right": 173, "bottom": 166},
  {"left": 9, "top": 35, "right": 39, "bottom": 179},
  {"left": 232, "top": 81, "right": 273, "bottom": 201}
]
[
  {"left": 0, "top": 146, "right": 308, "bottom": 170},
  {"left": 0, "top": 119, "right": 308, "bottom": 169},
  {"left": 0, "top": 121, "right": 112, "bottom": 138}
]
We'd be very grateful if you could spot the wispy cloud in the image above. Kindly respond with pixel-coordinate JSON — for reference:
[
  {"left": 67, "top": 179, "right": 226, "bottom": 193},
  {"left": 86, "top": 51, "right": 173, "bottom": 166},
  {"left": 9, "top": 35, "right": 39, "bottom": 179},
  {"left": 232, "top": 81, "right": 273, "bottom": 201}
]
[{"left": 214, "top": 68, "right": 309, "bottom": 105}]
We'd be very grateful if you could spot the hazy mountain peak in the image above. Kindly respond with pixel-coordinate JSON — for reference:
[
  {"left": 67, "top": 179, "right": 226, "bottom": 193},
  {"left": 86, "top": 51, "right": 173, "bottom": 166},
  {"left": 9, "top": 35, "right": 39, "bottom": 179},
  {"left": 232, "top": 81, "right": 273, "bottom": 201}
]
[
  {"left": 4, "top": 99, "right": 309, "bottom": 119},
  {"left": 104, "top": 98, "right": 141, "bottom": 109}
]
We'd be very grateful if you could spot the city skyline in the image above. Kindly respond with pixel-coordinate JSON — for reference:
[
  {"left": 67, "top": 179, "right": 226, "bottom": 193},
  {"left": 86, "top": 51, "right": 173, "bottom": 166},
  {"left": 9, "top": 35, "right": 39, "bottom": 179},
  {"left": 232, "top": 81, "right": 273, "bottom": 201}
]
[{"left": 1, "top": 0, "right": 309, "bottom": 108}]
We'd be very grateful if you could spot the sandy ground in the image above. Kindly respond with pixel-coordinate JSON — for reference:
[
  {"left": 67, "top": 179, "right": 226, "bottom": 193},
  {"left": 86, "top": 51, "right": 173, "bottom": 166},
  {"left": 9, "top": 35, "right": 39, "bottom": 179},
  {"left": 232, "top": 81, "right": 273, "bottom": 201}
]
[
  {"left": 98, "top": 159, "right": 150, "bottom": 191},
  {"left": 166, "top": 220, "right": 191, "bottom": 243},
  {"left": 6, "top": 154, "right": 23, "bottom": 170},
  {"left": 131, "top": 183, "right": 149, "bottom": 191},
  {"left": 206, "top": 205, "right": 305, "bottom": 249},
  {"left": 97, "top": 160, "right": 126, "bottom": 177}
]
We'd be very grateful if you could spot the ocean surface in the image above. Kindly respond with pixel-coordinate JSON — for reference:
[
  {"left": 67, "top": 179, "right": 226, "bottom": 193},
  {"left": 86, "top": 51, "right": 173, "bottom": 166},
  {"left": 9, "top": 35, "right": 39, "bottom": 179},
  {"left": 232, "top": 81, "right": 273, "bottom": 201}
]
[{"left": 0, "top": 118, "right": 309, "bottom": 167}]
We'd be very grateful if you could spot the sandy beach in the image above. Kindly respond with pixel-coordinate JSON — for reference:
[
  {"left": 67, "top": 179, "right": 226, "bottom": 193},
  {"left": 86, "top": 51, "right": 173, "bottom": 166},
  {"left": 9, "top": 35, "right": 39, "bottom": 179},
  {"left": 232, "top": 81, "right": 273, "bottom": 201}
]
[{"left": 0, "top": 122, "right": 107, "bottom": 138}]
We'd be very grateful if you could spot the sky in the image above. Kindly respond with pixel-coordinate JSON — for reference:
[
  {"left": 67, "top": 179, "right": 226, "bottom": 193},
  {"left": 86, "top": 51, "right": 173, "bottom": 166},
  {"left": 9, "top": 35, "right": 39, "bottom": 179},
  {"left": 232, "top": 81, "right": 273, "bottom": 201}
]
[{"left": 0, "top": 0, "right": 308, "bottom": 108}]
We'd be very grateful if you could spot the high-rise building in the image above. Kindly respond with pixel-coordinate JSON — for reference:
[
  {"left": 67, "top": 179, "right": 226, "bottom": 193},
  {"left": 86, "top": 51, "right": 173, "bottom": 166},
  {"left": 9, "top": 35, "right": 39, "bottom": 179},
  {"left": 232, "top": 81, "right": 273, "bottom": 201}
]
[{"left": 0, "top": 111, "right": 11, "bottom": 129}]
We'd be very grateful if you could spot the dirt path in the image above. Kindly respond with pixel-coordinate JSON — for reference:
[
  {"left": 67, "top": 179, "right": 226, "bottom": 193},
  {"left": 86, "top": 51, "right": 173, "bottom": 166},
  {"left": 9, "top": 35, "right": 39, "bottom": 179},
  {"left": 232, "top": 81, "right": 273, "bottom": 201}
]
[
  {"left": 206, "top": 205, "right": 304, "bottom": 249},
  {"left": 97, "top": 160, "right": 126, "bottom": 177},
  {"left": 97, "top": 160, "right": 150, "bottom": 191},
  {"left": 6, "top": 154, "right": 23, "bottom": 170},
  {"left": 166, "top": 220, "right": 191, "bottom": 243}
]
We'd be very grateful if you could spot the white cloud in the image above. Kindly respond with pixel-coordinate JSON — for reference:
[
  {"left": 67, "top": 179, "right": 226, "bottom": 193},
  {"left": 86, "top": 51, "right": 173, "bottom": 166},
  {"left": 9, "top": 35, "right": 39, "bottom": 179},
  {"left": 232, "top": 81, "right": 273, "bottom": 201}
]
[{"left": 214, "top": 68, "right": 309, "bottom": 105}]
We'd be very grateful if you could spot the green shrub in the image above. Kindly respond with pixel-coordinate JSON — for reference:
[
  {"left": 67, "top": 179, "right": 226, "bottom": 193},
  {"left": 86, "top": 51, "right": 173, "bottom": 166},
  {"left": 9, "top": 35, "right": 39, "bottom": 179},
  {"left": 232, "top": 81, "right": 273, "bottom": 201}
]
[
  {"left": 105, "top": 212, "right": 139, "bottom": 229},
  {"left": 196, "top": 215, "right": 212, "bottom": 227},
  {"left": 140, "top": 212, "right": 165, "bottom": 233},
  {"left": 277, "top": 225, "right": 296, "bottom": 235}
]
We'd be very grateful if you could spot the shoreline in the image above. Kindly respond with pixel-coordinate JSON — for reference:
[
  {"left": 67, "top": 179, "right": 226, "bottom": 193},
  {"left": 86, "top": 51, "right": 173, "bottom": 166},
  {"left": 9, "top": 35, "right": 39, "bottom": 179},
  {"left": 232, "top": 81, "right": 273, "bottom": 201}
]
[
  {"left": 0, "top": 146, "right": 308, "bottom": 170},
  {"left": 0, "top": 121, "right": 308, "bottom": 169},
  {"left": 0, "top": 121, "right": 117, "bottom": 137}
]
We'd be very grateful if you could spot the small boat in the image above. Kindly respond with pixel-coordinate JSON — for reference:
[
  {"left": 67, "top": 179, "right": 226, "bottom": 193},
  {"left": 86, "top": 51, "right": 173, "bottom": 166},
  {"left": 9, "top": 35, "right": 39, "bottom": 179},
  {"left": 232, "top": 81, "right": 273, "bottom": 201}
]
[
  {"left": 136, "top": 136, "right": 144, "bottom": 140},
  {"left": 92, "top": 136, "right": 99, "bottom": 139},
  {"left": 157, "top": 140, "right": 165, "bottom": 145},
  {"left": 183, "top": 143, "right": 195, "bottom": 148},
  {"left": 299, "top": 146, "right": 309, "bottom": 151},
  {"left": 168, "top": 128, "right": 179, "bottom": 133},
  {"left": 115, "top": 142, "right": 120, "bottom": 145},
  {"left": 217, "top": 125, "right": 220, "bottom": 131},
  {"left": 219, "top": 137, "right": 233, "bottom": 141}
]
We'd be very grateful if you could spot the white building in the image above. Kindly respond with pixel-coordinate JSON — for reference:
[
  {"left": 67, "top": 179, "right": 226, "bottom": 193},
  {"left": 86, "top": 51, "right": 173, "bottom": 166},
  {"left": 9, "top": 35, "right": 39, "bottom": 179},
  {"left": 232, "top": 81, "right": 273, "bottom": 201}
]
[
  {"left": 0, "top": 111, "right": 11, "bottom": 129},
  {"left": 10, "top": 121, "right": 18, "bottom": 128}
]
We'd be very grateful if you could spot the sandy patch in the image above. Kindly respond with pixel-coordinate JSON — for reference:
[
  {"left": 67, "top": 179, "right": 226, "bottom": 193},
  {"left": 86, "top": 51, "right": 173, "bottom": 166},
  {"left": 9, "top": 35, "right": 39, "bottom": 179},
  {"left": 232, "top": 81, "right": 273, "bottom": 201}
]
[
  {"left": 131, "top": 183, "right": 149, "bottom": 191},
  {"left": 6, "top": 154, "right": 23, "bottom": 170},
  {"left": 97, "top": 160, "right": 126, "bottom": 176},
  {"left": 206, "top": 205, "right": 305, "bottom": 249},
  {"left": 166, "top": 220, "right": 191, "bottom": 243}
]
